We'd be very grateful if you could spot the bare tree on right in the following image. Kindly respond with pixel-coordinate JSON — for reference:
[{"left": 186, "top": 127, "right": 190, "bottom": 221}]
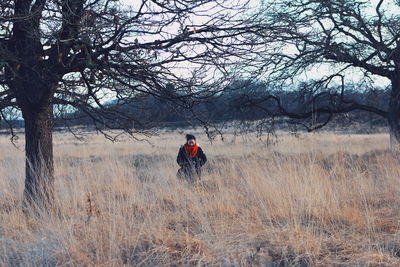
[{"left": 242, "top": 0, "right": 400, "bottom": 146}]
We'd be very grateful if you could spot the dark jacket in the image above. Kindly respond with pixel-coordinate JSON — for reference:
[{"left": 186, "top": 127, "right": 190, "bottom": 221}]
[{"left": 176, "top": 145, "right": 207, "bottom": 174}]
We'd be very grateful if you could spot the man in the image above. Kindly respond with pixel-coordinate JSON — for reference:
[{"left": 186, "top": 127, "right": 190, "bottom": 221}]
[{"left": 176, "top": 134, "right": 207, "bottom": 182}]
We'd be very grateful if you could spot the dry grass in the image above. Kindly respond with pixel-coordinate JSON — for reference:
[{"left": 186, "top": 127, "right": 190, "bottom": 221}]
[{"left": 1, "top": 130, "right": 400, "bottom": 266}]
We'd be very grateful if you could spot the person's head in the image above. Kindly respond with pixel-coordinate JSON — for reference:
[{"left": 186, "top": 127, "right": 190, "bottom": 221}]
[{"left": 186, "top": 134, "right": 196, "bottom": 146}]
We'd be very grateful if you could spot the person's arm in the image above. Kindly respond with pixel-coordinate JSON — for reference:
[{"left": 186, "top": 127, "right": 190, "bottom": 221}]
[
  {"left": 177, "top": 146, "right": 185, "bottom": 167},
  {"left": 198, "top": 147, "right": 207, "bottom": 166}
]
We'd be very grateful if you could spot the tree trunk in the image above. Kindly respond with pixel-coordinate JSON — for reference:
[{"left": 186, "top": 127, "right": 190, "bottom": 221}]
[
  {"left": 22, "top": 101, "right": 55, "bottom": 214},
  {"left": 388, "top": 74, "right": 400, "bottom": 150}
]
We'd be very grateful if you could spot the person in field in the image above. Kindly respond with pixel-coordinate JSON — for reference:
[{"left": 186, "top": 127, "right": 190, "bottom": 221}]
[{"left": 176, "top": 134, "right": 207, "bottom": 182}]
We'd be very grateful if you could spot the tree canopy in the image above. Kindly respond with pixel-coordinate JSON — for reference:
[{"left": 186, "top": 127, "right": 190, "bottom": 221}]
[
  {"left": 0, "top": 0, "right": 263, "bottom": 212},
  {"left": 240, "top": 0, "right": 400, "bottom": 139}
]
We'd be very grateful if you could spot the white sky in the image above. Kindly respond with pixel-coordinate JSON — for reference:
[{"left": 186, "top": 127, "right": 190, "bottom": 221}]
[{"left": 117, "top": 0, "right": 394, "bottom": 89}]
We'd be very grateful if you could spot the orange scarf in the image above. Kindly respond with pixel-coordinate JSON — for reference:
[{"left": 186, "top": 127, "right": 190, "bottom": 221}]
[{"left": 184, "top": 143, "right": 199, "bottom": 158}]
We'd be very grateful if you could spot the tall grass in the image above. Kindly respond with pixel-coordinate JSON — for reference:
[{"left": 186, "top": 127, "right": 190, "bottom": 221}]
[{"left": 1, "top": 131, "right": 400, "bottom": 266}]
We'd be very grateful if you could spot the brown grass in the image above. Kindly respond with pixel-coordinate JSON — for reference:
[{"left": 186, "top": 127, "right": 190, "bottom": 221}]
[{"left": 1, "top": 130, "right": 400, "bottom": 266}]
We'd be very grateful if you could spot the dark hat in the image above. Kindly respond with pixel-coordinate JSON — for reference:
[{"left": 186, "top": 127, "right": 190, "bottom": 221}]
[{"left": 186, "top": 134, "right": 196, "bottom": 141}]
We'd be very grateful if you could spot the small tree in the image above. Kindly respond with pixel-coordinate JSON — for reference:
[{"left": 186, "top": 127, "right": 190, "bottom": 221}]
[
  {"left": 241, "top": 0, "right": 400, "bottom": 144},
  {"left": 0, "top": 0, "right": 259, "bottom": 212}
]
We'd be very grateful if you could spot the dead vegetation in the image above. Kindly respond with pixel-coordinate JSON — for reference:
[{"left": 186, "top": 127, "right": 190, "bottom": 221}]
[{"left": 0, "top": 131, "right": 399, "bottom": 266}]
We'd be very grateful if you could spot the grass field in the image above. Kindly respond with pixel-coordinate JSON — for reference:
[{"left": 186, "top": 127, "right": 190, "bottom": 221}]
[{"left": 1, "top": 130, "right": 400, "bottom": 266}]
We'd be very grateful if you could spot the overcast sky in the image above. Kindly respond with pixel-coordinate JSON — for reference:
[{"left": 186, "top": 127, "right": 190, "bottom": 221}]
[{"left": 116, "top": 0, "right": 394, "bottom": 88}]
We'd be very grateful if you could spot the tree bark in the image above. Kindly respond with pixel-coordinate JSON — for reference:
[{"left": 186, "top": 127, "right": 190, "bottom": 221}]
[
  {"left": 21, "top": 100, "right": 55, "bottom": 214},
  {"left": 388, "top": 74, "right": 400, "bottom": 150}
]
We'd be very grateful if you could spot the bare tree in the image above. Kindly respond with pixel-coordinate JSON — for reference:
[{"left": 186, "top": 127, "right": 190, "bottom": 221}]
[
  {"left": 239, "top": 0, "right": 400, "bottom": 145},
  {"left": 0, "top": 0, "right": 261, "bottom": 212}
]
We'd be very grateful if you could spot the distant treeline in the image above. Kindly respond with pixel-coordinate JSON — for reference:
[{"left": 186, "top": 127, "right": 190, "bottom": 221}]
[
  {"left": 1, "top": 80, "right": 389, "bottom": 131},
  {"left": 57, "top": 80, "right": 388, "bottom": 130}
]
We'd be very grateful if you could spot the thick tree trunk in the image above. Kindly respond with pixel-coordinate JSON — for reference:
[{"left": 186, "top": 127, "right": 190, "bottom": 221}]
[
  {"left": 7, "top": 1, "right": 59, "bottom": 214},
  {"left": 388, "top": 75, "right": 400, "bottom": 150},
  {"left": 21, "top": 101, "right": 55, "bottom": 214}
]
